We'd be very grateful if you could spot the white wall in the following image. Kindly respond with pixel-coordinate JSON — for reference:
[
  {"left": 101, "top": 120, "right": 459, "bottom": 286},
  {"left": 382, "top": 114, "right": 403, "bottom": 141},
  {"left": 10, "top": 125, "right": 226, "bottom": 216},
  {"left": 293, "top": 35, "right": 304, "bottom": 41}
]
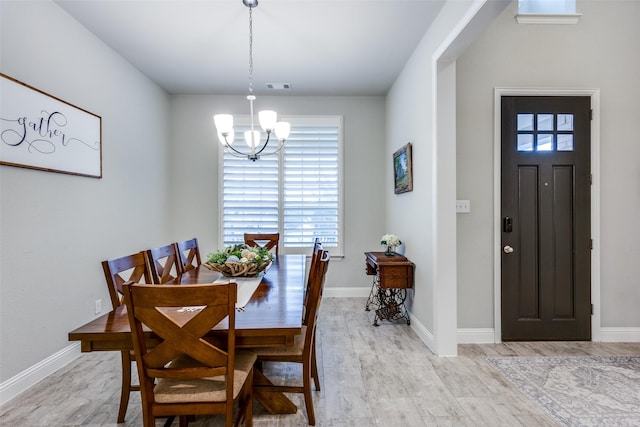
[
  {"left": 456, "top": 0, "right": 640, "bottom": 330},
  {"left": 386, "top": 36, "right": 437, "bottom": 344},
  {"left": 169, "top": 95, "right": 387, "bottom": 288},
  {"left": 0, "top": 0, "right": 171, "bottom": 384},
  {"left": 385, "top": 0, "right": 502, "bottom": 356}
]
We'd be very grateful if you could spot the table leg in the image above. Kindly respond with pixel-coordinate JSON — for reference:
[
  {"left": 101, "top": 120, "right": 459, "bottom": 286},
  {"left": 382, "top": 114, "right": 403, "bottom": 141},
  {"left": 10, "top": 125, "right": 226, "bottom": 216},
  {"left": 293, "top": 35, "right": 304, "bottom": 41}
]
[{"left": 253, "top": 368, "right": 298, "bottom": 414}]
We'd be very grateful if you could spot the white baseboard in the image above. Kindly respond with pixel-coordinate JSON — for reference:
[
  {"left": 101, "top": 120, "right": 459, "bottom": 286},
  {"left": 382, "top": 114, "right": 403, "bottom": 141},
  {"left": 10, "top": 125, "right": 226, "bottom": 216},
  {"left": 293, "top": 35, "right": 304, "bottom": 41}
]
[
  {"left": 409, "top": 314, "right": 436, "bottom": 353},
  {"left": 457, "top": 328, "right": 496, "bottom": 344},
  {"left": 324, "top": 286, "right": 370, "bottom": 298},
  {"left": 598, "top": 327, "right": 640, "bottom": 342},
  {"left": 0, "top": 342, "right": 81, "bottom": 406}
]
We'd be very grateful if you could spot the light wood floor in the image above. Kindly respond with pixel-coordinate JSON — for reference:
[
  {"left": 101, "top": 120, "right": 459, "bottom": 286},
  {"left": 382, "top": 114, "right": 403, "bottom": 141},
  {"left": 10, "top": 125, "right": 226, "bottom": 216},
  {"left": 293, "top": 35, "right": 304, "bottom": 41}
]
[{"left": 2, "top": 297, "right": 639, "bottom": 426}]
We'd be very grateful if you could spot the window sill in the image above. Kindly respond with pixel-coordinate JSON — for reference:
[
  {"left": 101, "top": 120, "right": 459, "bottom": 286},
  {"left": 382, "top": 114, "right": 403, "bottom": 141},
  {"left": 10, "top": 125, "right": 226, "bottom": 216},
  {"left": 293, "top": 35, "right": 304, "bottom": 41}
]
[{"left": 516, "top": 13, "right": 582, "bottom": 25}]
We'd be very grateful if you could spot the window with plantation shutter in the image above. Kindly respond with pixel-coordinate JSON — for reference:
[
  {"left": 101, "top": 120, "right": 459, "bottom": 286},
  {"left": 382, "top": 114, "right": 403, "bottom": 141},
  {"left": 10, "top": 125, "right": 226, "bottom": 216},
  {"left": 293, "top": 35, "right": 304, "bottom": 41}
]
[
  {"left": 220, "top": 116, "right": 343, "bottom": 255},
  {"left": 221, "top": 150, "right": 279, "bottom": 244},
  {"left": 283, "top": 118, "right": 340, "bottom": 249}
]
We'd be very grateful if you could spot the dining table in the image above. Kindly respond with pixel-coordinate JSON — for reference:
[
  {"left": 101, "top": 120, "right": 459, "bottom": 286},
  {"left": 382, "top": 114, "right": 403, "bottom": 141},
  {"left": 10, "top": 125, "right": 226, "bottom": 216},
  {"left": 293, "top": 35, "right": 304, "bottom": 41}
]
[{"left": 68, "top": 254, "right": 306, "bottom": 416}]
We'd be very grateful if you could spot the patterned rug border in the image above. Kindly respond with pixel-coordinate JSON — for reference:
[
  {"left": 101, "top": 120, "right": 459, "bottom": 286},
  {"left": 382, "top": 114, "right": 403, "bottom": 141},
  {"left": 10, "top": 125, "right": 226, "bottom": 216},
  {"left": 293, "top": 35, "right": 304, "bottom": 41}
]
[{"left": 487, "top": 355, "right": 640, "bottom": 427}]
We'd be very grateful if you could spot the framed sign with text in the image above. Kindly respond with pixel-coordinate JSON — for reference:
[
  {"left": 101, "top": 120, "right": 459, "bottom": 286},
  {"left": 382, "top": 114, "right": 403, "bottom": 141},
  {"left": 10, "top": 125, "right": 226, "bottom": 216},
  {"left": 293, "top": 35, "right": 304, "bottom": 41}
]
[{"left": 0, "top": 73, "right": 102, "bottom": 178}]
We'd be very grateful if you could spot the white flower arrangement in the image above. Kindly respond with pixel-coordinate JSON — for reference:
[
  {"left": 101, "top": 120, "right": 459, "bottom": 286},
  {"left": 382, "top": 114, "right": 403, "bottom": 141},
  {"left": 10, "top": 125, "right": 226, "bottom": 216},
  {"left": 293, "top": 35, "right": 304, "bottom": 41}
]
[{"left": 380, "top": 234, "right": 401, "bottom": 247}]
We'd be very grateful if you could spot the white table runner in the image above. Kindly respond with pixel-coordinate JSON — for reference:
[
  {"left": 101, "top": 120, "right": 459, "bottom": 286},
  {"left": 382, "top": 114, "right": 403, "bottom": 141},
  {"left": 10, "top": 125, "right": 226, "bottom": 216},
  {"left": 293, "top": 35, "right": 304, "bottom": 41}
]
[{"left": 214, "top": 273, "right": 264, "bottom": 311}]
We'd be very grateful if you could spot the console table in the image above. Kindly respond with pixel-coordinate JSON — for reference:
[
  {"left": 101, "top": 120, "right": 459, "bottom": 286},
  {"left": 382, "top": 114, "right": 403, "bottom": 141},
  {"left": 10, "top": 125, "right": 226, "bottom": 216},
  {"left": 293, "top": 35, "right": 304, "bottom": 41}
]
[{"left": 364, "top": 251, "right": 415, "bottom": 326}]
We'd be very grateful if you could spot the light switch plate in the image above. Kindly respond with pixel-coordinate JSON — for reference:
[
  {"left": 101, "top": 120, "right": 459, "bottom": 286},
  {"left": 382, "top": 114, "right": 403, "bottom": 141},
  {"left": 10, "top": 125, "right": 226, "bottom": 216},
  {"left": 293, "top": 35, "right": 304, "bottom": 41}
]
[{"left": 456, "top": 200, "right": 470, "bottom": 213}]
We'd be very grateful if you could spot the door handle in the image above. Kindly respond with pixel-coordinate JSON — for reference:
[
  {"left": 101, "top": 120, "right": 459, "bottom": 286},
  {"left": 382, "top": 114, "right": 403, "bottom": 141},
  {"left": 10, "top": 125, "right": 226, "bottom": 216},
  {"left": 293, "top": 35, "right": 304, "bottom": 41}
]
[{"left": 503, "top": 245, "right": 514, "bottom": 254}]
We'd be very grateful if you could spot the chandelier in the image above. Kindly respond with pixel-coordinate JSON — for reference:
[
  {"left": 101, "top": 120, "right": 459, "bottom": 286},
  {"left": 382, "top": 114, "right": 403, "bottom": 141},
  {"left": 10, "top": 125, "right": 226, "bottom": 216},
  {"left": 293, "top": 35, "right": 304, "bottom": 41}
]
[{"left": 213, "top": 0, "right": 290, "bottom": 161}]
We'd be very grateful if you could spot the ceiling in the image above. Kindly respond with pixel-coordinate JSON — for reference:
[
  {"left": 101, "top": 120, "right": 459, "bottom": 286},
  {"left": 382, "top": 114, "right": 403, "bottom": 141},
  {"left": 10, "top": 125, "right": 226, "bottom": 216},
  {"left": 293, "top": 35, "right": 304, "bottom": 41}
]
[{"left": 55, "top": 0, "right": 446, "bottom": 96}]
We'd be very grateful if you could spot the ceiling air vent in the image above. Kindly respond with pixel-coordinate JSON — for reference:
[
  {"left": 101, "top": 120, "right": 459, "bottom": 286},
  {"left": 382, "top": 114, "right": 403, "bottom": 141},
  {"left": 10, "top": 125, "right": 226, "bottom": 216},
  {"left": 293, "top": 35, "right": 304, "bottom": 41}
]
[{"left": 266, "top": 83, "right": 291, "bottom": 90}]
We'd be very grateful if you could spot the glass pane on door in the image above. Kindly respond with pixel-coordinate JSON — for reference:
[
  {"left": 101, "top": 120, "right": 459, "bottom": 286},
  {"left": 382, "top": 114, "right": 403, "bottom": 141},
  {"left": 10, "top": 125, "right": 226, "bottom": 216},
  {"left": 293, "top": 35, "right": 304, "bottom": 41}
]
[
  {"left": 538, "top": 114, "right": 554, "bottom": 131},
  {"left": 557, "top": 114, "right": 574, "bottom": 131},
  {"left": 517, "top": 134, "right": 534, "bottom": 151},
  {"left": 537, "top": 134, "right": 553, "bottom": 151},
  {"left": 557, "top": 134, "right": 574, "bottom": 151},
  {"left": 517, "top": 114, "right": 534, "bottom": 131}
]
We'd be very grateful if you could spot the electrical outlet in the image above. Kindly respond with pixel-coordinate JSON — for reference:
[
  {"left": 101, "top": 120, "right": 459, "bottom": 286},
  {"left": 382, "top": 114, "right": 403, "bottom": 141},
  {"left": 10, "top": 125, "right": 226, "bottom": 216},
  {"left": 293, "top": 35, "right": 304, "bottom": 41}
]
[
  {"left": 95, "top": 299, "right": 102, "bottom": 315},
  {"left": 456, "top": 199, "right": 471, "bottom": 213}
]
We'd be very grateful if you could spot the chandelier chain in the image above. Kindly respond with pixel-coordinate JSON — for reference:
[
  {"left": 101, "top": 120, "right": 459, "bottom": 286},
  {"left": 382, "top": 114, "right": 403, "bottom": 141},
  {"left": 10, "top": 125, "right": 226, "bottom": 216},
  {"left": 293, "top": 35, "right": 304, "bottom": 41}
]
[
  {"left": 248, "top": 6, "right": 254, "bottom": 97},
  {"left": 213, "top": 0, "right": 290, "bottom": 161}
]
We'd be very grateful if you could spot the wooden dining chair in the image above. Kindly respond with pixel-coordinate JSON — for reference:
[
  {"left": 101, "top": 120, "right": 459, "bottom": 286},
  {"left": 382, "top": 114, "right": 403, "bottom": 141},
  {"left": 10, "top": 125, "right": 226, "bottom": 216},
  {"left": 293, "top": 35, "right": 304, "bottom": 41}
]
[
  {"left": 304, "top": 238, "right": 324, "bottom": 315},
  {"left": 101, "top": 251, "right": 152, "bottom": 423},
  {"left": 146, "top": 243, "right": 182, "bottom": 283},
  {"left": 122, "top": 282, "right": 256, "bottom": 427},
  {"left": 251, "top": 249, "right": 330, "bottom": 425},
  {"left": 306, "top": 238, "right": 324, "bottom": 391},
  {"left": 176, "top": 237, "right": 202, "bottom": 273},
  {"left": 243, "top": 233, "right": 279, "bottom": 258}
]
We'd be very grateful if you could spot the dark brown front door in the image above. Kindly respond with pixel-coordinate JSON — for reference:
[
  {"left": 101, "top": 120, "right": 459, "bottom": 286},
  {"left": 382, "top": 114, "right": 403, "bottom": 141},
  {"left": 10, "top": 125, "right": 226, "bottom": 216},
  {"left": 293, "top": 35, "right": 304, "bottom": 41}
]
[{"left": 501, "top": 96, "right": 591, "bottom": 341}]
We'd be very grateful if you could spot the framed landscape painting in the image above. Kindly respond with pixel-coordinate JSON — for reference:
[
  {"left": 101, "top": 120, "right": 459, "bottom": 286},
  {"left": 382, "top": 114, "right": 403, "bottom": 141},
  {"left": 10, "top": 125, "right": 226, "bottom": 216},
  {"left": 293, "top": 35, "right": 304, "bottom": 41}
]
[
  {"left": 0, "top": 73, "right": 102, "bottom": 178},
  {"left": 393, "top": 142, "right": 413, "bottom": 194}
]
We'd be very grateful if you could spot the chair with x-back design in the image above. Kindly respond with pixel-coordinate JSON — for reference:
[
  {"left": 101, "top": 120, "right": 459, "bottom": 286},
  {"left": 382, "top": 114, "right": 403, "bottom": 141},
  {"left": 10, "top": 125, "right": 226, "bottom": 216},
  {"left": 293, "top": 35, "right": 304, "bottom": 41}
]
[
  {"left": 176, "top": 238, "right": 202, "bottom": 273},
  {"left": 243, "top": 233, "right": 279, "bottom": 258},
  {"left": 101, "top": 251, "right": 152, "bottom": 423},
  {"left": 146, "top": 243, "right": 182, "bottom": 283},
  {"left": 123, "top": 282, "right": 256, "bottom": 427}
]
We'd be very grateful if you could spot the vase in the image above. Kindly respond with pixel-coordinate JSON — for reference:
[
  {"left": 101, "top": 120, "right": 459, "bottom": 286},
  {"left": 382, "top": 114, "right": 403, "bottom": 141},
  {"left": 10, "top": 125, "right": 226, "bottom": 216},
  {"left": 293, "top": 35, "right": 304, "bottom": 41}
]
[{"left": 384, "top": 245, "right": 395, "bottom": 256}]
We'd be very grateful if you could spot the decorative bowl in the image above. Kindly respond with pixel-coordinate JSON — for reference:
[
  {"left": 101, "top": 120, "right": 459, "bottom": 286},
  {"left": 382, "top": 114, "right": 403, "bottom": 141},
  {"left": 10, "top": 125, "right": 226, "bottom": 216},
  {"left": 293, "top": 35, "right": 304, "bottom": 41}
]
[
  {"left": 203, "top": 260, "right": 271, "bottom": 277},
  {"left": 204, "top": 243, "right": 273, "bottom": 277}
]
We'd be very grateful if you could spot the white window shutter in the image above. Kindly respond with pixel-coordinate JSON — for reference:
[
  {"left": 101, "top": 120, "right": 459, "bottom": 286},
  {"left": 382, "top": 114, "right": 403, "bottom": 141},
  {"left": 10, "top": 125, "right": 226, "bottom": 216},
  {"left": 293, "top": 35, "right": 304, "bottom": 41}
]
[{"left": 221, "top": 116, "right": 342, "bottom": 252}]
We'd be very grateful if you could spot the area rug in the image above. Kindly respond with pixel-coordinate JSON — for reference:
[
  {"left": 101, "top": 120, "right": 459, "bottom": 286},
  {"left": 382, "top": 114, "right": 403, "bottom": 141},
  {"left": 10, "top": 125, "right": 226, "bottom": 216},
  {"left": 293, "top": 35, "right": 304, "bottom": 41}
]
[{"left": 487, "top": 356, "right": 640, "bottom": 427}]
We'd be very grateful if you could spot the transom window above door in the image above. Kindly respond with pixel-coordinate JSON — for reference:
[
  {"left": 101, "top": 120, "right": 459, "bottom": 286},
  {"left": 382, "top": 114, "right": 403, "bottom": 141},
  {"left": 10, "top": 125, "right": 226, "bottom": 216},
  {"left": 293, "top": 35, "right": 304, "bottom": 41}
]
[
  {"left": 518, "top": 0, "right": 576, "bottom": 14},
  {"left": 516, "top": 0, "right": 581, "bottom": 24},
  {"left": 516, "top": 113, "right": 575, "bottom": 152}
]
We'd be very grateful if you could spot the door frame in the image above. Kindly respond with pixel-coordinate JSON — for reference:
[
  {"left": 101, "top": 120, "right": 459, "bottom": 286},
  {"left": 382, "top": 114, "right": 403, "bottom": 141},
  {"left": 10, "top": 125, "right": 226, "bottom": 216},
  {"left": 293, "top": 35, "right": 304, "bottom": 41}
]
[{"left": 493, "top": 87, "right": 601, "bottom": 343}]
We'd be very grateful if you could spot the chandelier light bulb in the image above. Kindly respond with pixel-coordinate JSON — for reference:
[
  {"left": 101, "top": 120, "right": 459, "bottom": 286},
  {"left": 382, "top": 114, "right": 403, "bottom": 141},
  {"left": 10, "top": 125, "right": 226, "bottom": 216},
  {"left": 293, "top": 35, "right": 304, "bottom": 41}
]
[
  {"left": 244, "top": 130, "right": 260, "bottom": 149},
  {"left": 214, "top": 114, "right": 234, "bottom": 134},
  {"left": 258, "top": 110, "right": 277, "bottom": 132},
  {"left": 274, "top": 121, "right": 291, "bottom": 141}
]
